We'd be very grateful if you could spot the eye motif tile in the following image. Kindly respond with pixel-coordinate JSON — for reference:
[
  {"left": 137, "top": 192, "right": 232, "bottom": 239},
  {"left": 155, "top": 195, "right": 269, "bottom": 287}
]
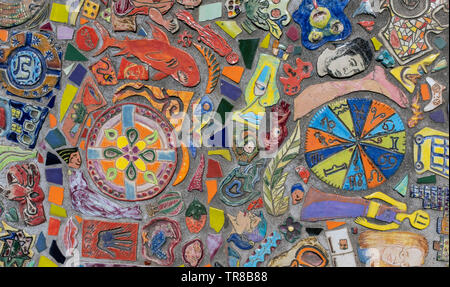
[{"left": 85, "top": 103, "right": 178, "bottom": 201}]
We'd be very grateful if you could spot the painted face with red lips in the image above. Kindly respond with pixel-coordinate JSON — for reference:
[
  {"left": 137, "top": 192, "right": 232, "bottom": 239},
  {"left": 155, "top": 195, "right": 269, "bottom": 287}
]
[{"left": 2, "top": 163, "right": 46, "bottom": 226}]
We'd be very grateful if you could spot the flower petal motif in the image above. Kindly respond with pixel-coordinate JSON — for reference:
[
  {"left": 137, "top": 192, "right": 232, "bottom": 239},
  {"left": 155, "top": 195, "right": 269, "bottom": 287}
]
[
  {"left": 139, "top": 150, "right": 156, "bottom": 163},
  {"left": 278, "top": 216, "right": 302, "bottom": 243},
  {"left": 125, "top": 162, "right": 137, "bottom": 181},
  {"left": 135, "top": 140, "right": 146, "bottom": 151},
  {"left": 117, "top": 135, "right": 129, "bottom": 149},
  {"left": 144, "top": 171, "right": 157, "bottom": 184},
  {"left": 144, "top": 130, "right": 159, "bottom": 146},
  {"left": 134, "top": 158, "right": 146, "bottom": 172},
  {"left": 126, "top": 128, "right": 139, "bottom": 147},
  {"left": 104, "top": 128, "right": 119, "bottom": 141},
  {"left": 115, "top": 156, "right": 129, "bottom": 171},
  {"left": 104, "top": 147, "right": 123, "bottom": 159}
]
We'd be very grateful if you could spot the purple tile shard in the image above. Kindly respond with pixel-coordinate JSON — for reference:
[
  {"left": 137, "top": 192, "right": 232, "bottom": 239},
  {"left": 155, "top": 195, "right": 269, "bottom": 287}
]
[
  {"left": 46, "top": 168, "right": 64, "bottom": 185},
  {"left": 220, "top": 79, "right": 242, "bottom": 101}
]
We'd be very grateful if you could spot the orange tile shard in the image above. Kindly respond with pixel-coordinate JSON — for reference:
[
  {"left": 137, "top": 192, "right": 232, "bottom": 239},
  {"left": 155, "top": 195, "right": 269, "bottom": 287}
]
[
  {"left": 326, "top": 221, "right": 346, "bottom": 230},
  {"left": 48, "top": 186, "right": 64, "bottom": 206},
  {"left": 206, "top": 179, "right": 218, "bottom": 204},
  {"left": 222, "top": 66, "right": 244, "bottom": 83}
]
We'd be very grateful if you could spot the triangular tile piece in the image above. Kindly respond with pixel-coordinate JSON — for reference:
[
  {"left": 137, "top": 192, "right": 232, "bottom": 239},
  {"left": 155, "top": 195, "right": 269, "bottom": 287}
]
[
  {"left": 215, "top": 21, "right": 242, "bottom": 38},
  {"left": 188, "top": 154, "right": 205, "bottom": 192},
  {"left": 63, "top": 63, "right": 75, "bottom": 75},
  {"left": 217, "top": 98, "right": 234, "bottom": 124},
  {"left": 394, "top": 175, "right": 408, "bottom": 196},
  {"left": 208, "top": 149, "right": 232, "bottom": 161},
  {"left": 358, "top": 21, "right": 375, "bottom": 32},
  {"left": 305, "top": 227, "right": 323, "bottom": 236},
  {"left": 46, "top": 152, "right": 62, "bottom": 166},
  {"left": 137, "top": 26, "right": 147, "bottom": 37},
  {"left": 220, "top": 79, "right": 242, "bottom": 101},
  {"left": 417, "top": 175, "right": 436, "bottom": 184},
  {"left": 40, "top": 22, "right": 54, "bottom": 32},
  {"left": 38, "top": 256, "right": 58, "bottom": 267},
  {"left": 79, "top": 17, "right": 89, "bottom": 25},
  {"left": 47, "top": 96, "right": 57, "bottom": 109},
  {"left": 429, "top": 109, "right": 445, "bottom": 123},
  {"left": 260, "top": 33, "right": 271, "bottom": 49},
  {"left": 206, "top": 159, "right": 223, "bottom": 178},
  {"left": 239, "top": 38, "right": 260, "bottom": 69},
  {"left": 65, "top": 43, "right": 88, "bottom": 61},
  {"left": 59, "top": 84, "right": 78, "bottom": 122},
  {"left": 206, "top": 179, "right": 218, "bottom": 204},
  {"left": 326, "top": 221, "right": 346, "bottom": 230},
  {"left": 36, "top": 232, "right": 47, "bottom": 253},
  {"left": 222, "top": 66, "right": 244, "bottom": 84},
  {"left": 37, "top": 153, "right": 44, "bottom": 164}
]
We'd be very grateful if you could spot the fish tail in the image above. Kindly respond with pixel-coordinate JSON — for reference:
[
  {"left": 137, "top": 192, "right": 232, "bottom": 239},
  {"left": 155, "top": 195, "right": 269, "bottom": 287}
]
[{"left": 93, "top": 21, "right": 115, "bottom": 56}]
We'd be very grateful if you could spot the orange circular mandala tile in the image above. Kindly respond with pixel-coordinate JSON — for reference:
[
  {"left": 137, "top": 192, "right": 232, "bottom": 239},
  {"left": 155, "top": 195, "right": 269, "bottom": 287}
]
[{"left": 85, "top": 103, "right": 177, "bottom": 201}]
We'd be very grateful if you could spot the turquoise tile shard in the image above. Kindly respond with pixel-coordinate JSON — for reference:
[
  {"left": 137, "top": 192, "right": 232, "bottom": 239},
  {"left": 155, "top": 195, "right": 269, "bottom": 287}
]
[
  {"left": 433, "top": 37, "right": 447, "bottom": 50},
  {"left": 45, "top": 129, "right": 67, "bottom": 149},
  {"left": 199, "top": 2, "right": 223, "bottom": 22},
  {"left": 394, "top": 175, "right": 408, "bottom": 197},
  {"left": 238, "top": 38, "right": 260, "bottom": 69},
  {"left": 36, "top": 232, "right": 47, "bottom": 253}
]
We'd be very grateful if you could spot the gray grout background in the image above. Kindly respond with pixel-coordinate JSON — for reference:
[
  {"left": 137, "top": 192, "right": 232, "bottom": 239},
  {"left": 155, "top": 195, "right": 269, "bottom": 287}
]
[{"left": 0, "top": 0, "right": 448, "bottom": 267}]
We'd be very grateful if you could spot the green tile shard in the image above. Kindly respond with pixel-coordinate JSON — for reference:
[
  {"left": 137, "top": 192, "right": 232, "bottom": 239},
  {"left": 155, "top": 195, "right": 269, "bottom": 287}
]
[
  {"left": 215, "top": 21, "right": 242, "bottom": 38},
  {"left": 394, "top": 175, "right": 408, "bottom": 196},
  {"left": 65, "top": 43, "right": 88, "bottom": 61},
  {"left": 239, "top": 38, "right": 260, "bottom": 69}
]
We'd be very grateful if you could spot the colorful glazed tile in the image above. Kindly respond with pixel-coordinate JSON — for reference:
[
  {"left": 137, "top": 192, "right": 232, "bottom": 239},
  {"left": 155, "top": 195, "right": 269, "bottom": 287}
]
[
  {"left": 48, "top": 186, "right": 64, "bottom": 206},
  {"left": 429, "top": 109, "right": 446, "bottom": 123},
  {"left": 50, "top": 204, "right": 68, "bottom": 218},
  {"left": 40, "top": 22, "right": 54, "bottom": 32},
  {"left": 206, "top": 179, "right": 218, "bottom": 204},
  {"left": 182, "top": 239, "right": 204, "bottom": 267},
  {"left": 46, "top": 168, "right": 63, "bottom": 185},
  {"left": 79, "top": 17, "right": 89, "bottom": 25},
  {"left": 100, "top": 7, "right": 111, "bottom": 23},
  {"left": 305, "top": 227, "right": 323, "bottom": 236},
  {"left": 117, "top": 58, "right": 149, "bottom": 81},
  {"left": 65, "top": 43, "right": 88, "bottom": 61},
  {"left": 45, "top": 152, "right": 61, "bottom": 166},
  {"left": 417, "top": 175, "right": 436, "bottom": 184},
  {"left": 279, "top": 217, "right": 302, "bottom": 243},
  {"left": 0, "top": 145, "right": 37, "bottom": 171},
  {"left": 390, "top": 53, "right": 439, "bottom": 94},
  {"left": 48, "top": 217, "right": 61, "bottom": 236},
  {"left": 68, "top": 0, "right": 84, "bottom": 26},
  {"left": 293, "top": 0, "right": 352, "bottom": 50},
  {"left": 209, "top": 207, "right": 225, "bottom": 233},
  {"left": 137, "top": 26, "right": 148, "bottom": 37},
  {"left": 188, "top": 154, "right": 205, "bottom": 192},
  {"left": 216, "top": 21, "right": 242, "bottom": 38},
  {"left": 0, "top": 221, "right": 36, "bottom": 267},
  {"left": 198, "top": 2, "right": 222, "bottom": 22},
  {"left": 325, "top": 227, "right": 356, "bottom": 267},
  {"left": 57, "top": 25, "right": 74, "bottom": 40},
  {"left": 75, "top": 25, "right": 99, "bottom": 52},
  {"left": 222, "top": 66, "right": 244, "bottom": 84},
  {"left": 217, "top": 98, "right": 234, "bottom": 125},
  {"left": 63, "top": 63, "right": 75, "bottom": 75},
  {"left": 208, "top": 149, "right": 232, "bottom": 161},
  {"left": 192, "top": 43, "right": 220, "bottom": 94},
  {"left": 413, "top": 127, "right": 448, "bottom": 179},
  {"left": 371, "top": 36, "right": 383, "bottom": 51},
  {"left": 219, "top": 79, "right": 243, "bottom": 102},
  {"left": 260, "top": 33, "right": 271, "bottom": 49},
  {"left": 206, "top": 234, "right": 223, "bottom": 261},
  {"left": 0, "top": 31, "right": 62, "bottom": 100},
  {"left": 62, "top": 76, "right": 107, "bottom": 146},
  {"left": 68, "top": 64, "right": 87, "bottom": 86},
  {"left": 38, "top": 255, "right": 58, "bottom": 267},
  {"left": 424, "top": 77, "right": 446, "bottom": 112},
  {"left": 173, "top": 142, "right": 190, "bottom": 186},
  {"left": 146, "top": 191, "right": 184, "bottom": 217},
  {"left": 50, "top": 2, "right": 69, "bottom": 23},
  {"left": 376, "top": 49, "right": 396, "bottom": 68},
  {"left": 378, "top": 0, "right": 448, "bottom": 65},
  {"left": 358, "top": 20, "right": 375, "bottom": 32},
  {"left": 59, "top": 84, "right": 79, "bottom": 122},
  {"left": 242, "top": 231, "right": 281, "bottom": 267},
  {"left": 0, "top": 29, "right": 8, "bottom": 42},
  {"left": 175, "top": 10, "right": 238, "bottom": 65},
  {"left": 293, "top": 46, "right": 302, "bottom": 55},
  {"left": 291, "top": 183, "right": 305, "bottom": 205},
  {"left": 113, "top": 82, "right": 194, "bottom": 132},
  {"left": 233, "top": 54, "right": 280, "bottom": 129},
  {"left": 432, "top": 59, "right": 448, "bottom": 73},
  {"left": 247, "top": 197, "right": 264, "bottom": 211},
  {"left": 49, "top": 240, "right": 66, "bottom": 264},
  {"left": 36, "top": 232, "right": 47, "bottom": 253},
  {"left": 280, "top": 57, "right": 313, "bottom": 96},
  {"left": 352, "top": 0, "right": 376, "bottom": 17},
  {"left": 82, "top": 220, "right": 138, "bottom": 261},
  {"left": 141, "top": 218, "right": 181, "bottom": 266},
  {"left": 239, "top": 38, "right": 260, "bottom": 69},
  {"left": 4, "top": 208, "right": 18, "bottom": 223},
  {"left": 185, "top": 199, "right": 207, "bottom": 233},
  {"left": 63, "top": 216, "right": 79, "bottom": 257},
  {"left": 85, "top": 103, "right": 178, "bottom": 201},
  {"left": 394, "top": 175, "right": 408, "bottom": 197},
  {"left": 90, "top": 56, "right": 118, "bottom": 85},
  {"left": 295, "top": 166, "right": 310, "bottom": 184},
  {"left": 224, "top": 0, "right": 242, "bottom": 18},
  {"left": 410, "top": 185, "right": 448, "bottom": 211},
  {"left": 305, "top": 98, "right": 406, "bottom": 190},
  {"left": 111, "top": 13, "right": 137, "bottom": 32},
  {"left": 286, "top": 25, "right": 300, "bottom": 42},
  {"left": 82, "top": 0, "right": 100, "bottom": 19},
  {"left": 206, "top": 159, "right": 223, "bottom": 178}
]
